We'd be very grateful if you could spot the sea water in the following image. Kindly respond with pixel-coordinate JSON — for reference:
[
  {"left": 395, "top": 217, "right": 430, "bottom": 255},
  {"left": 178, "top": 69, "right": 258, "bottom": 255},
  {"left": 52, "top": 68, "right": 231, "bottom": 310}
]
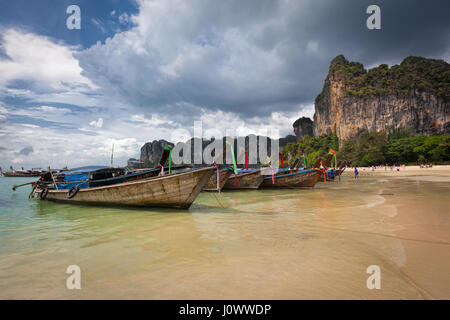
[{"left": 0, "top": 173, "right": 449, "bottom": 299}]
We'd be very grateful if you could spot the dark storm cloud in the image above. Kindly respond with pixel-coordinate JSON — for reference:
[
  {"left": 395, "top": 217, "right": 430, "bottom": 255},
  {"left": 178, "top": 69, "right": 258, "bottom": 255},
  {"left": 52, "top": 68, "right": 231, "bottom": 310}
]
[
  {"left": 289, "top": 0, "right": 450, "bottom": 64},
  {"left": 76, "top": 0, "right": 450, "bottom": 120},
  {"left": 17, "top": 146, "right": 34, "bottom": 156}
]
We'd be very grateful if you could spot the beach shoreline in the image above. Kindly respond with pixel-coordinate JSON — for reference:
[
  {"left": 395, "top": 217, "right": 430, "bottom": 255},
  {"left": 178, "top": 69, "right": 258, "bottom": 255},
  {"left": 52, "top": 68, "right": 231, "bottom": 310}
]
[{"left": 341, "top": 165, "right": 450, "bottom": 179}]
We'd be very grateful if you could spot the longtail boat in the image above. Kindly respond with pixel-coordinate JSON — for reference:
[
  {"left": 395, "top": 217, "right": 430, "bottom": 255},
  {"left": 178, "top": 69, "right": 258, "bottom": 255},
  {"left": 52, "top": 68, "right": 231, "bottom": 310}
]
[
  {"left": 42, "top": 167, "right": 161, "bottom": 190},
  {"left": 337, "top": 161, "right": 347, "bottom": 176},
  {"left": 315, "top": 153, "right": 333, "bottom": 182},
  {"left": 1, "top": 169, "right": 42, "bottom": 177},
  {"left": 259, "top": 152, "right": 333, "bottom": 188},
  {"left": 325, "top": 160, "right": 347, "bottom": 181},
  {"left": 203, "top": 167, "right": 233, "bottom": 192},
  {"left": 32, "top": 166, "right": 215, "bottom": 209},
  {"left": 259, "top": 168, "right": 322, "bottom": 188},
  {"left": 222, "top": 169, "right": 264, "bottom": 190}
]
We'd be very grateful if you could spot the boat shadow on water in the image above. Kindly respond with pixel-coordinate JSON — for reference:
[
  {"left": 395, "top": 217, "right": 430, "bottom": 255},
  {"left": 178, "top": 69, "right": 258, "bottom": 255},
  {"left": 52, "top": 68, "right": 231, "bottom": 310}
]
[{"left": 33, "top": 199, "right": 193, "bottom": 216}]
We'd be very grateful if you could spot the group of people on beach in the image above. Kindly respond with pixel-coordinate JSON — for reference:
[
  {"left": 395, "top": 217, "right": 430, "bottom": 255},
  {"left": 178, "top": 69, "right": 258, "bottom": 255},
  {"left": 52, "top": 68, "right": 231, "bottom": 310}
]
[{"left": 352, "top": 163, "right": 434, "bottom": 178}]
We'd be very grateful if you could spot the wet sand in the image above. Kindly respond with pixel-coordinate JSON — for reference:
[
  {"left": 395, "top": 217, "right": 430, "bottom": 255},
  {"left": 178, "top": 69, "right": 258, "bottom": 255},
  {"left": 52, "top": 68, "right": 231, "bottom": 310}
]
[{"left": 0, "top": 169, "right": 449, "bottom": 299}]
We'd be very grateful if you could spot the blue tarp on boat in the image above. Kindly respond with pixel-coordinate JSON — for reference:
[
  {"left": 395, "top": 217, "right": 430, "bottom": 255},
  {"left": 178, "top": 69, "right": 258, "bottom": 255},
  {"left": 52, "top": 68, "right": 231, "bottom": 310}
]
[
  {"left": 62, "top": 167, "right": 108, "bottom": 182},
  {"left": 56, "top": 182, "right": 89, "bottom": 190},
  {"left": 64, "top": 173, "right": 89, "bottom": 182},
  {"left": 57, "top": 167, "right": 103, "bottom": 189}
]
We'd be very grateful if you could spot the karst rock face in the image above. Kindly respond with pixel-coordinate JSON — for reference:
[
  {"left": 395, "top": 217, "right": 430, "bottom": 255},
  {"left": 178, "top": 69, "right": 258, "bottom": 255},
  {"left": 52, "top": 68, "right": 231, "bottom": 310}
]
[
  {"left": 312, "top": 55, "right": 449, "bottom": 143},
  {"left": 293, "top": 117, "right": 314, "bottom": 139},
  {"left": 140, "top": 140, "right": 174, "bottom": 164}
]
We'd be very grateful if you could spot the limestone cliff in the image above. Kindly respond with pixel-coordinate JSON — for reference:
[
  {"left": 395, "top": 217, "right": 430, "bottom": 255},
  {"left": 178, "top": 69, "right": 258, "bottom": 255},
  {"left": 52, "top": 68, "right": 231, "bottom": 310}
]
[
  {"left": 140, "top": 140, "right": 174, "bottom": 164},
  {"left": 137, "top": 135, "right": 295, "bottom": 167},
  {"left": 312, "top": 55, "right": 449, "bottom": 142},
  {"left": 293, "top": 117, "right": 314, "bottom": 139}
]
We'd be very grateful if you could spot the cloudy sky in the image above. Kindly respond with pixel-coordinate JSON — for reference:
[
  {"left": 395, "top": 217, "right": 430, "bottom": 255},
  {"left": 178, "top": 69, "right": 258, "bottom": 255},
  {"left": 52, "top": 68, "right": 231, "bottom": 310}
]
[{"left": 0, "top": 0, "right": 449, "bottom": 169}]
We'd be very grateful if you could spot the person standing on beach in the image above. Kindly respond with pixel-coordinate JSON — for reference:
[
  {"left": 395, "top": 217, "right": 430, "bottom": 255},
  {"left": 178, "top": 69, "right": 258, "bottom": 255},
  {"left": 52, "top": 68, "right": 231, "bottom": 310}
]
[{"left": 354, "top": 166, "right": 359, "bottom": 179}]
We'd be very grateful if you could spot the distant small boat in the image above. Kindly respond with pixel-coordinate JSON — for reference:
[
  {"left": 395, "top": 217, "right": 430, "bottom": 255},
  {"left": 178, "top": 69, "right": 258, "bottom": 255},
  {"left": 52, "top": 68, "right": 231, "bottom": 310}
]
[
  {"left": 259, "top": 168, "right": 321, "bottom": 188},
  {"left": 0, "top": 169, "right": 42, "bottom": 177},
  {"left": 33, "top": 166, "right": 215, "bottom": 209},
  {"left": 222, "top": 169, "right": 264, "bottom": 190},
  {"left": 203, "top": 167, "right": 233, "bottom": 192}
]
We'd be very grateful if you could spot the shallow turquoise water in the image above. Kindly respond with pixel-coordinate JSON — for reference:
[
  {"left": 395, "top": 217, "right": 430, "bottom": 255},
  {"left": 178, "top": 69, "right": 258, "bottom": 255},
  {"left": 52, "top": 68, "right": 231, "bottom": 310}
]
[{"left": 0, "top": 174, "right": 449, "bottom": 299}]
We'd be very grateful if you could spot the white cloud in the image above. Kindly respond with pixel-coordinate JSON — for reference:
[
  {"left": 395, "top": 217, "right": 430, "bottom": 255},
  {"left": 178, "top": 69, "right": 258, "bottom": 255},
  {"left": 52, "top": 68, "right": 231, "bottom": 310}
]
[
  {"left": 92, "top": 18, "right": 107, "bottom": 34},
  {"left": 0, "top": 29, "right": 100, "bottom": 108},
  {"left": 118, "top": 13, "right": 130, "bottom": 25},
  {"left": 33, "top": 105, "right": 71, "bottom": 113},
  {"left": 21, "top": 124, "right": 40, "bottom": 129},
  {"left": 11, "top": 157, "right": 24, "bottom": 164},
  {"left": 0, "top": 29, "right": 94, "bottom": 90},
  {"left": 75, "top": 0, "right": 318, "bottom": 120},
  {"left": 0, "top": 104, "right": 77, "bottom": 125},
  {"left": 130, "top": 114, "right": 175, "bottom": 126},
  {"left": 0, "top": 119, "right": 144, "bottom": 168},
  {"left": 306, "top": 41, "right": 320, "bottom": 55},
  {"left": 89, "top": 118, "right": 104, "bottom": 128}
]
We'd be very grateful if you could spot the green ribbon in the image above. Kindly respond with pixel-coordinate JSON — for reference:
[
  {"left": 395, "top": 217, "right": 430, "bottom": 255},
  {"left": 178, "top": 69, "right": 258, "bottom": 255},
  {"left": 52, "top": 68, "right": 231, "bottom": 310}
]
[
  {"left": 164, "top": 146, "right": 172, "bottom": 174},
  {"left": 226, "top": 141, "right": 238, "bottom": 175},
  {"left": 302, "top": 155, "right": 307, "bottom": 168}
]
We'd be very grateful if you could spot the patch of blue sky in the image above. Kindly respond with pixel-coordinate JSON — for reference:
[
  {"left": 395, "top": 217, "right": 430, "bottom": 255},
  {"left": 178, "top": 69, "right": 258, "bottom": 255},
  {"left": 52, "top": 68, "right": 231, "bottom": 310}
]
[
  {"left": 0, "top": 0, "right": 139, "bottom": 48},
  {"left": 195, "top": 33, "right": 221, "bottom": 48},
  {"left": 5, "top": 114, "right": 79, "bottom": 130}
]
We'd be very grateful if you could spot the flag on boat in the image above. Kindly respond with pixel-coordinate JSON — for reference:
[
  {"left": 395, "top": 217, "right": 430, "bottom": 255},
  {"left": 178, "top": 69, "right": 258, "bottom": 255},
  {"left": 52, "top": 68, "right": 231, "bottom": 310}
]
[{"left": 328, "top": 148, "right": 337, "bottom": 169}]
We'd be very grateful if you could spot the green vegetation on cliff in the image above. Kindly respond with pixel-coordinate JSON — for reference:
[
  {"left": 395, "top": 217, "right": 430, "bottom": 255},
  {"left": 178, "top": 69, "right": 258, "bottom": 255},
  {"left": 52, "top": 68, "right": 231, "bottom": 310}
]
[
  {"left": 283, "top": 131, "right": 450, "bottom": 167},
  {"left": 282, "top": 133, "right": 338, "bottom": 167},
  {"left": 317, "top": 55, "right": 450, "bottom": 102}
]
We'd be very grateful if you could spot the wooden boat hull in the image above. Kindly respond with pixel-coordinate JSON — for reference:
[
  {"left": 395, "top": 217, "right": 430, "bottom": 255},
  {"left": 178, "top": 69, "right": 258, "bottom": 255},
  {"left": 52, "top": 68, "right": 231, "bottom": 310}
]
[
  {"left": 222, "top": 170, "right": 264, "bottom": 190},
  {"left": 1, "top": 171, "right": 41, "bottom": 177},
  {"left": 259, "top": 169, "right": 321, "bottom": 188},
  {"left": 35, "top": 167, "right": 215, "bottom": 209},
  {"left": 337, "top": 166, "right": 346, "bottom": 176},
  {"left": 203, "top": 168, "right": 233, "bottom": 192}
]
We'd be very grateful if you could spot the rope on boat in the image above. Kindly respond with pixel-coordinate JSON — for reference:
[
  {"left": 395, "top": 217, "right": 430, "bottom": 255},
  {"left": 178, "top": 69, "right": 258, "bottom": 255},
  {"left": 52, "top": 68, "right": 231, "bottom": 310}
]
[{"left": 210, "top": 192, "right": 226, "bottom": 209}]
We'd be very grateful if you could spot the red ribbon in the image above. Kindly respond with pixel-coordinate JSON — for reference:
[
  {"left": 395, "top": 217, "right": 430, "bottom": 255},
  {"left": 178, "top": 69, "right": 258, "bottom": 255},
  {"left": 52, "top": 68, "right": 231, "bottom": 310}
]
[
  {"left": 279, "top": 152, "right": 284, "bottom": 169},
  {"left": 245, "top": 152, "right": 248, "bottom": 170},
  {"left": 269, "top": 165, "right": 275, "bottom": 184},
  {"left": 234, "top": 175, "right": 237, "bottom": 186}
]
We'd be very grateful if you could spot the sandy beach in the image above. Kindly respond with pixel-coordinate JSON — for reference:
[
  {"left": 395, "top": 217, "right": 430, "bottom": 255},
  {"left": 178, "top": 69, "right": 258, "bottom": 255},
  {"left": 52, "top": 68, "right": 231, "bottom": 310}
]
[{"left": 342, "top": 165, "right": 450, "bottom": 180}]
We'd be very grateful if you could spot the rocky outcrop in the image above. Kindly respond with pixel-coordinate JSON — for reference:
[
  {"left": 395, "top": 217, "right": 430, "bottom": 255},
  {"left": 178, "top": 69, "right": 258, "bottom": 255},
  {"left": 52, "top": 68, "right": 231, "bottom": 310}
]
[
  {"left": 293, "top": 117, "right": 314, "bottom": 139},
  {"left": 140, "top": 140, "right": 174, "bottom": 165},
  {"left": 138, "top": 135, "right": 295, "bottom": 166},
  {"left": 313, "top": 55, "right": 449, "bottom": 143}
]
